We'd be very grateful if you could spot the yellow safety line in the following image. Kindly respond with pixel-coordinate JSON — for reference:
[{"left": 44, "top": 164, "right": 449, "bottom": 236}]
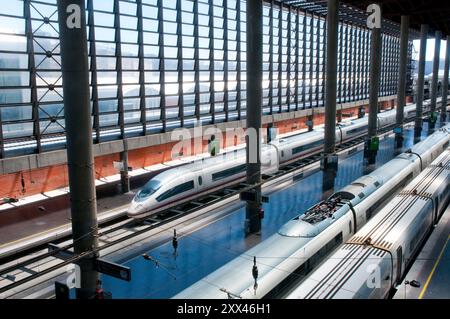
[{"left": 418, "top": 234, "right": 450, "bottom": 299}]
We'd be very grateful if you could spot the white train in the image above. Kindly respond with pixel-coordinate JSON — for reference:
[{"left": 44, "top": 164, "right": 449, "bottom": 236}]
[
  {"left": 172, "top": 124, "right": 450, "bottom": 299},
  {"left": 286, "top": 147, "right": 450, "bottom": 299},
  {"left": 127, "top": 102, "right": 435, "bottom": 218}
]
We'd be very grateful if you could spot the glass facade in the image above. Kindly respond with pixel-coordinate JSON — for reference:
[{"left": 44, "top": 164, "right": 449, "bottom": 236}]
[{"left": 0, "top": 0, "right": 409, "bottom": 158}]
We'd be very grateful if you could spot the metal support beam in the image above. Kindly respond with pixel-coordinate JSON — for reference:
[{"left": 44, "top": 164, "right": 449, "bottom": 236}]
[
  {"left": 368, "top": 25, "right": 382, "bottom": 138},
  {"left": 25, "top": 0, "right": 42, "bottom": 154},
  {"left": 87, "top": 0, "right": 100, "bottom": 143},
  {"left": 322, "top": 0, "right": 339, "bottom": 194},
  {"left": 245, "top": 0, "right": 263, "bottom": 234},
  {"left": 430, "top": 30, "right": 442, "bottom": 128},
  {"left": 57, "top": 0, "right": 99, "bottom": 299},
  {"left": 114, "top": 0, "right": 126, "bottom": 140},
  {"left": 236, "top": 2, "right": 242, "bottom": 120},
  {"left": 442, "top": 36, "right": 450, "bottom": 121},
  {"left": 208, "top": 0, "right": 215, "bottom": 124},
  {"left": 323, "top": 0, "right": 339, "bottom": 155},
  {"left": 120, "top": 140, "right": 130, "bottom": 194},
  {"left": 137, "top": 0, "right": 148, "bottom": 134},
  {"left": 415, "top": 24, "right": 429, "bottom": 139},
  {"left": 157, "top": 0, "right": 167, "bottom": 132},
  {"left": 395, "top": 16, "right": 409, "bottom": 147},
  {"left": 366, "top": 5, "right": 382, "bottom": 165}
]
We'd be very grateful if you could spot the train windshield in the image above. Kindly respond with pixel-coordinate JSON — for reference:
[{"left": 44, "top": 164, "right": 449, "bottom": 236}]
[{"left": 135, "top": 179, "right": 162, "bottom": 202}]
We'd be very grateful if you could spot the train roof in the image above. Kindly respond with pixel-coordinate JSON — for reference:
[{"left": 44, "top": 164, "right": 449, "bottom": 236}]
[
  {"left": 350, "top": 149, "right": 450, "bottom": 249},
  {"left": 287, "top": 245, "right": 386, "bottom": 299},
  {"left": 278, "top": 198, "right": 349, "bottom": 238},
  {"left": 288, "top": 148, "right": 450, "bottom": 299},
  {"left": 174, "top": 233, "right": 311, "bottom": 299}
]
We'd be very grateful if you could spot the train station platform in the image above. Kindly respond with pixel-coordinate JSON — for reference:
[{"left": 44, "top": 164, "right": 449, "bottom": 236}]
[{"left": 394, "top": 204, "right": 450, "bottom": 299}]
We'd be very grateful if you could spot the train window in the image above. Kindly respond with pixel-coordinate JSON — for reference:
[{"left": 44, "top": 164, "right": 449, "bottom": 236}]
[
  {"left": 374, "top": 181, "right": 380, "bottom": 187},
  {"left": 347, "top": 125, "right": 367, "bottom": 135},
  {"left": 212, "top": 164, "right": 247, "bottom": 181},
  {"left": 198, "top": 176, "right": 203, "bottom": 186},
  {"left": 156, "top": 180, "right": 194, "bottom": 202},
  {"left": 135, "top": 179, "right": 162, "bottom": 202},
  {"left": 358, "top": 192, "right": 365, "bottom": 199},
  {"left": 281, "top": 151, "right": 285, "bottom": 157},
  {"left": 349, "top": 221, "right": 352, "bottom": 233},
  {"left": 263, "top": 232, "right": 343, "bottom": 298},
  {"left": 308, "top": 232, "right": 343, "bottom": 272},
  {"left": 292, "top": 140, "right": 323, "bottom": 155},
  {"left": 366, "top": 209, "right": 373, "bottom": 221}
]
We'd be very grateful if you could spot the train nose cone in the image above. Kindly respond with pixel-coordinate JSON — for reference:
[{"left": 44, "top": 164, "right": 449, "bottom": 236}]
[{"left": 127, "top": 202, "right": 144, "bottom": 217}]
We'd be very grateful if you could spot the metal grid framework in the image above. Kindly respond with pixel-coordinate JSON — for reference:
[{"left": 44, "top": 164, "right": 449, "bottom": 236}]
[
  {"left": 278, "top": 0, "right": 419, "bottom": 37},
  {"left": 0, "top": 0, "right": 408, "bottom": 159}
]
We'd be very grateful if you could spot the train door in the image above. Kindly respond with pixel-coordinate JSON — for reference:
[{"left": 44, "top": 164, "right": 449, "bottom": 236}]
[
  {"left": 395, "top": 246, "right": 403, "bottom": 285},
  {"left": 197, "top": 175, "right": 204, "bottom": 191},
  {"left": 336, "top": 126, "right": 343, "bottom": 146},
  {"left": 434, "top": 197, "right": 439, "bottom": 224}
]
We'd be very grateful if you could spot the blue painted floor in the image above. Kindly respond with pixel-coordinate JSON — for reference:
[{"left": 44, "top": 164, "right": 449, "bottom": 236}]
[{"left": 99, "top": 121, "right": 440, "bottom": 299}]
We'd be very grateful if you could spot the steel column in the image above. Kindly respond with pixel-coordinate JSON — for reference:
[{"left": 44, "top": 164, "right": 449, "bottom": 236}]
[
  {"left": 323, "top": 0, "right": 339, "bottom": 155},
  {"left": 315, "top": 17, "right": 320, "bottom": 108},
  {"left": 87, "top": 0, "right": 100, "bottom": 143},
  {"left": 57, "top": 0, "right": 99, "bottom": 299},
  {"left": 120, "top": 140, "right": 130, "bottom": 194},
  {"left": 25, "top": 0, "right": 42, "bottom": 154},
  {"left": 430, "top": 30, "right": 442, "bottom": 128},
  {"left": 114, "top": 0, "right": 130, "bottom": 193},
  {"left": 157, "top": 0, "right": 167, "bottom": 131},
  {"left": 245, "top": 0, "right": 263, "bottom": 234},
  {"left": 415, "top": 24, "right": 429, "bottom": 137},
  {"left": 208, "top": 1, "right": 215, "bottom": 124},
  {"left": 277, "top": 4, "right": 282, "bottom": 113},
  {"left": 442, "top": 36, "right": 450, "bottom": 121},
  {"left": 322, "top": 0, "right": 339, "bottom": 194},
  {"left": 295, "top": 9, "right": 300, "bottom": 110},
  {"left": 309, "top": 13, "right": 313, "bottom": 108},
  {"left": 302, "top": 13, "right": 307, "bottom": 110},
  {"left": 223, "top": 0, "right": 229, "bottom": 122},
  {"left": 137, "top": 0, "right": 148, "bottom": 133},
  {"left": 351, "top": 24, "right": 356, "bottom": 101},
  {"left": 365, "top": 5, "right": 382, "bottom": 165},
  {"left": 395, "top": 16, "right": 409, "bottom": 146},
  {"left": 236, "top": 1, "right": 242, "bottom": 120},
  {"left": 368, "top": 26, "right": 382, "bottom": 138},
  {"left": 268, "top": 1, "right": 274, "bottom": 115},
  {"left": 193, "top": 0, "right": 200, "bottom": 123},
  {"left": 287, "top": 9, "right": 292, "bottom": 112}
]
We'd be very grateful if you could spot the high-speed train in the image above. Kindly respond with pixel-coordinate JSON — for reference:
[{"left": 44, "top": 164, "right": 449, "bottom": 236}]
[
  {"left": 286, "top": 147, "right": 450, "bottom": 299},
  {"left": 172, "top": 125, "right": 450, "bottom": 299},
  {"left": 127, "top": 102, "right": 436, "bottom": 218}
]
